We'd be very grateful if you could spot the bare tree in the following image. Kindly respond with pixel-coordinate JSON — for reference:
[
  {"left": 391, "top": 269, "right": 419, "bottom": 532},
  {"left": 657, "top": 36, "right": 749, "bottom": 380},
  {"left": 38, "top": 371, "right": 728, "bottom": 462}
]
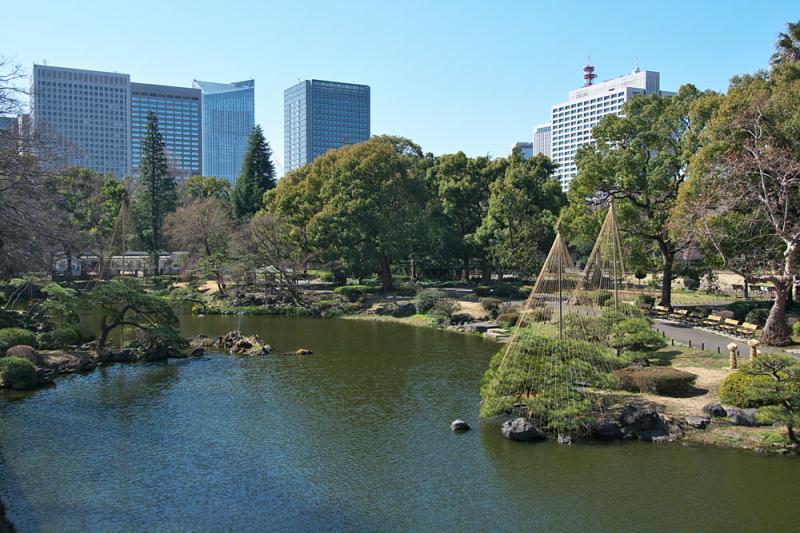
[{"left": 245, "top": 213, "right": 309, "bottom": 305}]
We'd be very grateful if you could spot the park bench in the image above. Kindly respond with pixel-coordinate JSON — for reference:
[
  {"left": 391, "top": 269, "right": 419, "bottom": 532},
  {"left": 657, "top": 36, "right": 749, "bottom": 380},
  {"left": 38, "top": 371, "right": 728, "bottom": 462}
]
[
  {"left": 652, "top": 305, "right": 671, "bottom": 317},
  {"left": 720, "top": 318, "right": 741, "bottom": 333},
  {"left": 671, "top": 309, "right": 690, "bottom": 322},
  {"left": 703, "top": 314, "right": 723, "bottom": 329},
  {"left": 737, "top": 322, "right": 759, "bottom": 337}
]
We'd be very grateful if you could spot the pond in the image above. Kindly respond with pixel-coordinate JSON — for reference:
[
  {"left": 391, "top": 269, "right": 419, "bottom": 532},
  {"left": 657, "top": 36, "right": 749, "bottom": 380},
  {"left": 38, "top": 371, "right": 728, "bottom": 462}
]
[{"left": 1, "top": 311, "right": 798, "bottom": 532}]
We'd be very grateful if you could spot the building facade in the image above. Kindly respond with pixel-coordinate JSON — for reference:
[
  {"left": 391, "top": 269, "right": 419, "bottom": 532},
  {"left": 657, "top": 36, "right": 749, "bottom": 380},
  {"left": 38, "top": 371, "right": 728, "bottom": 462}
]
[
  {"left": 130, "top": 83, "right": 202, "bottom": 178},
  {"left": 193, "top": 79, "right": 254, "bottom": 182},
  {"left": 532, "top": 123, "right": 551, "bottom": 158},
  {"left": 30, "top": 64, "right": 131, "bottom": 177},
  {"left": 511, "top": 141, "right": 533, "bottom": 159},
  {"left": 550, "top": 68, "right": 669, "bottom": 190},
  {"left": 284, "top": 79, "right": 370, "bottom": 172}
]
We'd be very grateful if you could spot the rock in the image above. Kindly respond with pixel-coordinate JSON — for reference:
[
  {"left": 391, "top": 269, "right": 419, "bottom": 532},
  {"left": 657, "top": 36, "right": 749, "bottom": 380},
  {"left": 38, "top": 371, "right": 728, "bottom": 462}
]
[
  {"left": 217, "top": 331, "right": 271, "bottom": 355},
  {"left": 728, "top": 408, "right": 758, "bottom": 427},
  {"left": 5, "top": 345, "right": 45, "bottom": 366},
  {"left": 618, "top": 404, "right": 669, "bottom": 441},
  {"left": 98, "top": 349, "right": 138, "bottom": 363},
  {"left": 447, "top": 313, "right": 473, "bottom": 325},
  {"left": 80, "top": 340, "right": 98, "bottom": 350},
  {"left": 557, "top": 433, "right": 575, "bottom": 445},
  {"left": 685, "top": 416, "right": 711, "bottom": 430},
  {"left": 189, "top": 347, "right": 205, "bottom": 357},
  {"left": 392, "top": 302, "right": 416, "bottom": 317},
  {"left": 188, "top": 335, "right": 215, "bottom": 348},
  {"left": 501, "top": 418, "right": 546, "bottom": 442},
  {"left": 587, "top": 420, "right": 623, "bottom": 440},
  {"left": 463, "top": 321, "right": 499, "bottom": 333},
  {"left": 450, "top": 419, "right": 470, "bottom": 432},
  {"left": 62, "top": 355, "right": 96, "bottom": 373},
  {"left": 281, "top": 348, "right": 313, "bottom": 356},
  {"left": 702, "top": 402, "right": 727, "bottom": 418}
]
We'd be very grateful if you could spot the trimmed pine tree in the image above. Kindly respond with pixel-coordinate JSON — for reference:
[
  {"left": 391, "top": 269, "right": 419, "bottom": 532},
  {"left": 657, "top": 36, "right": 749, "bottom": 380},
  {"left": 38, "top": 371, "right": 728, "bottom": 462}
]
[
  {"left": 232, "top": 125, "right": 276, "bottom": 219},
  {"left": 132, "top": 112, "right": 177, "bottom": 274}
]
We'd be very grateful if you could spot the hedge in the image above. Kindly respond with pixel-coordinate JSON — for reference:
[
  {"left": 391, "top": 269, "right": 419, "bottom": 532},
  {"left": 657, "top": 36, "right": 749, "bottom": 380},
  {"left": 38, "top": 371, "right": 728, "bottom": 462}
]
[
  {"left": 0, "top": 328, "right": 37, "bottom": 349},
  {"left": 334, "top": 285, "right": 371, "bottom": 302},
  {"left": 613, "top": 366, "right": 697, "bottom": 396},
  {"left": 719, "top": 371, "right": 776, "bottom": 408},
  {"left": 0, "top": 356, "right": 39, "bottom": 390},
  {"left": 36, "top": 327, "right": 81, "bottom": 349},
  {"left": 415, "top": 289, "right": 447, "bottom": 314},
  {"left": 744, "top": 308, "right": 770, "bottom": 327},
  {"left": 724, "top": 300, "right": 772, "bottom": 321}
]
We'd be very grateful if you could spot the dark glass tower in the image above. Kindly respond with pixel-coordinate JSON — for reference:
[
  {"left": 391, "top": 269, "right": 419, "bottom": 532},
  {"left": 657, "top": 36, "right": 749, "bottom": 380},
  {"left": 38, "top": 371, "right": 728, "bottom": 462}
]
[{"left": 284, "top": 79, "right": 370, "bottom": 172}]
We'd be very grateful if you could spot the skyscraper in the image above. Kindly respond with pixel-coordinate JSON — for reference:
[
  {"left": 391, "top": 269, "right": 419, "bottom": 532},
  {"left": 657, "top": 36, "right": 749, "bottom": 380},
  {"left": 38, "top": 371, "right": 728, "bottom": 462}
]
[
  {"left": 550, "top": 66, "right": 670, "bottom": 190},
  {"left": 532, "top": 124, "right": 551, "bottom": 158},
  {"left": 130, "top": 82, "right": 202, "bottom": 178},
  {"left": 193, "top": 79, "right": 254, "bottom": 182},
  {"left": 30, "top": 64, "right": 131, "bottom": 177},
  {"left": 511, "top": 141, "right": 533, "bottom": 159},
  {"left": 284, "top": 79, "right": 370, "bottom": 172}
]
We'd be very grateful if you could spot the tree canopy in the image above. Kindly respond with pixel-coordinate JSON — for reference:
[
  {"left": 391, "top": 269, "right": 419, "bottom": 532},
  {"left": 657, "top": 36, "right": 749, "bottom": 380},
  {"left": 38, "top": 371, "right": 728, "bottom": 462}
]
[{"left": 232, "top": 125, "right": 276, "bottom": 219}]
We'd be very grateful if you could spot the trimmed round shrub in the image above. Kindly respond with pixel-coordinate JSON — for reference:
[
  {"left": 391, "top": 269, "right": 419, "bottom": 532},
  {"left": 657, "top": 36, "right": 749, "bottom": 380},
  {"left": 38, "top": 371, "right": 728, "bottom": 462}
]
[
  {"left": 609, "top": 318, "right": 667, "bottom": 353},
  {"left": 683, "top": 277, "right": 700, "bottom": 291},
  {"left": 744, "top": 308, "right": 770, "bottom": 327},
  {"left": 636, "top": 294, "right": 656, "bottom": 307},
  {"left": 36, "top": 327, "right": 81, "bottom": 349},
  {"left": 318, "top": 271, "right": 336, "bottom": 283},
  {"left": 518, "top": 286, "right": 532, "bottom": 298},
  {"left": 725, "top": 300, "right": 772, "bottom": 321},
  {"left": 431, "top": 297, "right": 458, "bottom": 319},
  {"left": 415, "top": 289, "right": 447, "bottom": 314},
  {"left": 0, "top": 356, "right": 39, "bottom": 390},
  {"left": 719, "top": 371, "right": 775, "bottom": 408},
  {"left": 0, "top": 328, "right": 37, "bottom": 349},
  {"left": 479, "top": 297, "right": 502, "bottom": 313},
  {"left": 496, "top": 312, "right": 520, "bottom": 328},
  {"left": 334, "top": 285, "right": 371, "bottom": 302},
  {"left": 612, "top": 366, "right": 697, "bottom": 395}
]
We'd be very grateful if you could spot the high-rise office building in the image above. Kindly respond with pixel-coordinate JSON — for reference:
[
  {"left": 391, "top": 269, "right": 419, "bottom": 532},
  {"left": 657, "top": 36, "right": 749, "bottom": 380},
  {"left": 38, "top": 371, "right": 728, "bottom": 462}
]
[
  {"left": 0, "top": 116, "right": 16, "bottom": 131},
  {"left": 130, "top": 82, "right": 202, "bottom": 177},
  {"left": 30, "top": 64, "right": 131, "bottom": 177},
  {"left": 284, "top": 79, "right": 370, "bottom": 172},
  {"left": 550, "top": 66, "right": 670, "bottom": 190},
  {"left": 193, "top": 79, "right": 254, "bottom": 182},
  {"left": 532, "top": 124, "right": 551, "bottom": 158},
  {"left": 511, "top": 141, "right": 533, "bottom": 159}
]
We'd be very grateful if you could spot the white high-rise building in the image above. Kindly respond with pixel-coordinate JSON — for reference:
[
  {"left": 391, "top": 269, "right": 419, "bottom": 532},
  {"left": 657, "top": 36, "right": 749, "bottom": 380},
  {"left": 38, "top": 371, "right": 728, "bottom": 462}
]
[
  {"left": 532, "top": 124, "right": 551, "bottom": 157},
  {"left": 550, "top": 67, "right": 670, "bottom": 190}
]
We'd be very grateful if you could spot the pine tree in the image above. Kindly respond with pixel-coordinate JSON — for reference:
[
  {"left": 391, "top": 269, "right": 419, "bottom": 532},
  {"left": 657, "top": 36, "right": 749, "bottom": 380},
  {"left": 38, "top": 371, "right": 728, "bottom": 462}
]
[
  {"left": 232, "top": 125, "right": 276, "bottom": 219},
  {"left": 132, "top": 112, "right": 177, "bottom": 274}
]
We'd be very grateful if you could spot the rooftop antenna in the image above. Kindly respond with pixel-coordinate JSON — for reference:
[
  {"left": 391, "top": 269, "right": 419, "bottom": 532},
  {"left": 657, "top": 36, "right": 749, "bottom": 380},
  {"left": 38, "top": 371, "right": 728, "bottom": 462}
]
[
  {"left": 583, "top": 57, "right": 596, "bottom": 87},
  {"left": 634, "top": 56, "right": 641, "bottom": 73}
]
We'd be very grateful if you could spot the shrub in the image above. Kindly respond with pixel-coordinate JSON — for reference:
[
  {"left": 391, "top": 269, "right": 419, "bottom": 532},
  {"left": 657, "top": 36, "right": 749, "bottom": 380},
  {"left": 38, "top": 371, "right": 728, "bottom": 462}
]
[
  {"left": 334, "top": 285, "right": 371, "bottom": 302},
  {"left": 415, "top": 289, "right": 447, "bottom": 314},
  {"left": 497, "top": 312, "right": 520, "bottom": 328},
  {"left": 636, "top": 294, "right": 656, "bottom": 307},
  {"left": 480, "top": 297, "right": 502, "bottom": 313},
  {"left": 518, "top": 286, "right": 532, "bottom": 298},
  {"left": 318, "top": 271, "right": 336, "bottom": 283},
  {"left": 431, "top": 297, "right": 458, "bottom": 319},
  {"left": 683, "top": 277, "right": 700, "bottom": 291},
  {"left": 0, "top": 328, "right": 37, "bottom": 349},
  {"left": 491, "top": 284, "right": 519, "bottom": 298},
  {"left": 563, "top": 314, "right": 609, "bottom": 344},
  {"left": 499, "top": 302, "right": 519, "bottom": 314},
  {"left": 0, "top": 356, "right": 39, "bottom": 390},
  {"left": 613, "top": 366, "right": 697, "bottom": 395},
  {"left": 719, "top": 371, "right": 776, "bottom": 408},
  {"left": 473, "top": 286, "right": 492, "bottom": 297},
  {"left": 608, "top": 318, "right": 666, "bottom": 353},
  {"left": 0, "top": 340, "right": 7, "bottom": 355},
  {"left": 36, "top": 327, "right": 80, "bottom": 349},
  {"left": 744, "top": 308, "right": 770, "bottom": 327},
  {"left": 793, "top": 320, "right": 800, "bottom": 338},
  {"left": 527, "top": 307, "right": 552, "bottom": 322},
  {"left": 725, "top": 300, "right": 772, "bottom": 321},
  {"left": 592, "top": 290, "right": 613, "bottom": 307}
]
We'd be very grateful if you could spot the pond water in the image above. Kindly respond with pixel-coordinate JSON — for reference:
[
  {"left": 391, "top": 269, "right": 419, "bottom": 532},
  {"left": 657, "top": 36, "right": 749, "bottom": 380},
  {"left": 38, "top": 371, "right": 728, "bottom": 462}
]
[{"left": 1, "top": 311, "right": 799, "bottom": 532}]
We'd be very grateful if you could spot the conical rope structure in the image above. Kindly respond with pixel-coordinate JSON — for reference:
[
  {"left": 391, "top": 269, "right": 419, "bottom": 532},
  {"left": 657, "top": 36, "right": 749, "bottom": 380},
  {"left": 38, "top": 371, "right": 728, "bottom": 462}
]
[{"left": 480, "top": 205, "right": 645, "bottom": 435}]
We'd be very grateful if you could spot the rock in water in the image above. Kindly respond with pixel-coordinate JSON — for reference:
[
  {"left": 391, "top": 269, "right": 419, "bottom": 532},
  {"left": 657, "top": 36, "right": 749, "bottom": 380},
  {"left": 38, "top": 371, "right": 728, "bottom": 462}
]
[
  {"left": 685, "top": 416, "right": 711, "bottom": 430},
  {"left": 618, "top": 404, "right": 669, "bottom": 441},
  {"left": 587, "top": 420, "right": 623, "bottom": 440},
  {"left": 557, "top": 433, "right": 575, "bottom": 445},
  {"left": 450, "top": 419, "right": 470, "bottom": 432},
  {"left": 501, "top": 418, "right": 546, "bottom": 442},
  {"left": 702, "top": 403, "right": 727, "bottom": 418}
]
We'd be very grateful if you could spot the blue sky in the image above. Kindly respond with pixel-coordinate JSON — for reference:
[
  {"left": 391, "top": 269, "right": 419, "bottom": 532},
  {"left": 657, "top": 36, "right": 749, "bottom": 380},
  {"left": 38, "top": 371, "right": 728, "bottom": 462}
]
[{"left": 2, "top": 0, "right": 797, "bottom": 173}]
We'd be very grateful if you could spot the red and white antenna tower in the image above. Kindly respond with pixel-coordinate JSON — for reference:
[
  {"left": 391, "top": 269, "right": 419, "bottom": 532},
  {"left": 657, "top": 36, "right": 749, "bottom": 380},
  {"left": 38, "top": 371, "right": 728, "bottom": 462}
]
[{"left": 583, "top": 58, "right": 596, "bottom": 87}]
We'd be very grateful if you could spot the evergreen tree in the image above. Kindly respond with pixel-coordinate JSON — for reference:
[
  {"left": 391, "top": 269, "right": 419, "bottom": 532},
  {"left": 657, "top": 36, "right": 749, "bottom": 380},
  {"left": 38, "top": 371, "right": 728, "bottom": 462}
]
[
  {"left": 132, "top": 112, "right": 177, "bottom": 274},
  {"left": 232, "top": 125, "right": 276, "bottom": 219}
]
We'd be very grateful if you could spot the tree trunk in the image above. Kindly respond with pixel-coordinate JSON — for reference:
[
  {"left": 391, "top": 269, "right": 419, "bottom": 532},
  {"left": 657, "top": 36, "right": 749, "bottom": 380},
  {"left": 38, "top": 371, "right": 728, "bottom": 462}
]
[
  {"left": 761, "top": 279, "right": 791, "bottom": 346},
  {"left": 481, "top": 255, "right": 492, "bottom": 283},
  {"left": 379, "top": 255, "right": 393, "bottom": 291},
  {"left": 461, "top": 253, "right": 470, "bottom": 282},
  {"left": 743, "top": 276, "right": 750, "bottom": 299},
  {"left": 66, "top": 249, "right": 73, "bottom": 280},
  {"left": 97, "top": 320, "right": 112, "bottom": 357},
  {"left": 658, "top": 243, "right": 674, "bottom": 307}
]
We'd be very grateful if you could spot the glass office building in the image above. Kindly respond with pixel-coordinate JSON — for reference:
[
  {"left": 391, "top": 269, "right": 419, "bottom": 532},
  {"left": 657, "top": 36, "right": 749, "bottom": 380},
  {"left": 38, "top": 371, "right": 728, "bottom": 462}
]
[
  {"left": 30, "top": 64, "right": 130, "bottom": 177},
  {"left": 284, "top": 79, "right": 370, "bottom": 172},
  {"left": 130, "top": 82, "right": 202, "bottom": 178},
  {"left": 193, "top": 79, "right": 254, "bottom": 182}
]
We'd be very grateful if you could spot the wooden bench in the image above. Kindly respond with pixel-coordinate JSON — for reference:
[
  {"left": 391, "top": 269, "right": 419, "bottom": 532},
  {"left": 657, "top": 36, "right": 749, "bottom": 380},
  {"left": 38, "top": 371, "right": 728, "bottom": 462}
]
[
  {"left": 671, "top": 309, "right": 690, "bottom": 321},
  {"left": 652, "top": 305, "right": 671, "bottom": 317},
  {"left": 737, "top": 322, "right": 759, "bottom": 337},
  {"left": 703, "top": 314, "right": 723, "bottom": 329},
  {"left": 720, "top": 318, "right": 741, "bottom": 333}
]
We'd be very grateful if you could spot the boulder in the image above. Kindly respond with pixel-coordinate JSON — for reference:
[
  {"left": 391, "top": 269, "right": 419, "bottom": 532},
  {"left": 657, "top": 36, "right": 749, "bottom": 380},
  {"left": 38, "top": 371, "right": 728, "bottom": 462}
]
[
  {"left": 98, "top": 349, "right": 138, "bottom": 363},
  {"left": 450, "top": 419, "right": 470, "bottom": 432},
  {"left": 188, "top": 335, "right": 215, "bottom": 348},
  {"left": 281, "top": 348, "right": 313, "bottom": 356},
  {"left": 5, "top": 345, "right": 45, "bottom": 366},
  {"left": 189, "top": 347, "right": 205, "bottom": 357},
  {"left": 62, "top": 355, "right": 96, "bottom": 373},
  {"left": 728, "top": 408, "right": 758, "bottom": 427},
  {"left": 702, "top": 402, "right": 727, "bottom": 418},
  {"left": 587, "top": 420, "right": 623, "bottom": 440},
  {"left": 217, "top": 331, "right": 271, "bottom": 355},
  {"left": 501, "top": 418, "right": 546, "bottom": 442},
  {"left": 392, "top": 302, "right": 416, "bottom": 317},
  {"left": 618, "top": 404, "right": 669, "bottom": 441},
  {"left": 557, "top": 433, "right": 575, "bottom": 445},
  {"left": 685, "top": 416, "right": 711, "bottom": 430}
]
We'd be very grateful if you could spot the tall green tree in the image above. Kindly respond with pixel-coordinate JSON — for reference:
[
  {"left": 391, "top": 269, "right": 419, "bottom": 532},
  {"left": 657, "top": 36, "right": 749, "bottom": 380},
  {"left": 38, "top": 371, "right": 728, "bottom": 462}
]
[
  {"left": 475, "top": 151, "right": 564, "bottom": 278},
  {"left": 132, "top": 112, "right": 177, "bottom": 274},
  {"left": 181, "top": 175, "right": 231, "bottom": 204},
  {"left": 232, "top": 125, "right": 276, "bottom": 219},
  {"left": 567, "top": 85, "right": 707, "bottom": 306},
  {"left": 771, "top": 20, "right": 800, "bottom": 67}
]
